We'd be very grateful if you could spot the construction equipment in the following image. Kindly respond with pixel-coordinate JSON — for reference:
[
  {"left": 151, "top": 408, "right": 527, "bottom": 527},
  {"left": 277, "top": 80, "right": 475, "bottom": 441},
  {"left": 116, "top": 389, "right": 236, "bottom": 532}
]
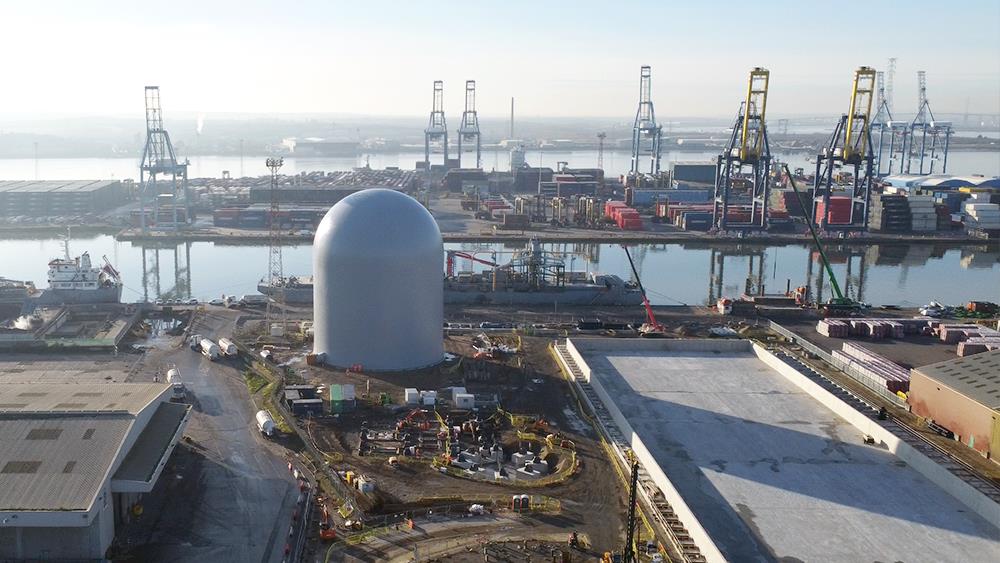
[
  {"left": 622, "top": 245, "right": 665, "bottom": 337},
  {"left": 784, "top": 164, "right": 860, "bottom": 316},
  {"left": 811, "top": 67, "right": 876, "bottom": 231},
  {"left": 318, "top": 504, "right": 337, "bottom": 541},
  {"left": 713, "top": 67, "right": 772, "bottom": 231}
]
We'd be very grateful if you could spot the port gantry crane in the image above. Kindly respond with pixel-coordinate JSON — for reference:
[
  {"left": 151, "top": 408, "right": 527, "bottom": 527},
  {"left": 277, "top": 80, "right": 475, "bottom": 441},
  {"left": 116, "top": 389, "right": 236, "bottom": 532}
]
[
  {"left": 627, "top": 66, "right": 663, "bottom": 187},
  {"left": 423, "top": 80, "right": 448, "bottom": 170},
  {"left": 904, "top": 71, "right": 952, "bottom": 175},
  {"left": 811, "top": 67, "right": 876, "bottom": 232},
  {"left": 139, "top": 86, "right": 190, "bottom": 233},
  {"left": 712, "top": 67, "right": 772, "bottom": 232},
  {"left": 456, "top": 80, "right": 482, "bottom": 169},
  {"left": 870, "top": 60, "right": 909, "bottom": 176}
]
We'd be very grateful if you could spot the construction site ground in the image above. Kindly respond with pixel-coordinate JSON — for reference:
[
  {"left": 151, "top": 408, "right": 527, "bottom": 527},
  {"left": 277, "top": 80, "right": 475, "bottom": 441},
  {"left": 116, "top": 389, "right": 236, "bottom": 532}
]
[{"left": 283, "top": 334, "right": 628, "bottom": 552}]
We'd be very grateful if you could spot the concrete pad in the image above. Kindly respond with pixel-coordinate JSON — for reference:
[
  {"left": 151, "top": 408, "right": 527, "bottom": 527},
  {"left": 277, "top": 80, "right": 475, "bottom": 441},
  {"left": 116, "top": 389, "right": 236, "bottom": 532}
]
[{"left": 584, "top": 347, "right": 1000, "bottom": 563}]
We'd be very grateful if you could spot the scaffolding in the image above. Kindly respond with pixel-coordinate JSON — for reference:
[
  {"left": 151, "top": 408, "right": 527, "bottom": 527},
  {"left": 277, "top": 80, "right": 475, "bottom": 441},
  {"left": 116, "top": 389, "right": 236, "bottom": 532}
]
[{"left": 713, "top": 68, "right": 772, "bottom": 231}]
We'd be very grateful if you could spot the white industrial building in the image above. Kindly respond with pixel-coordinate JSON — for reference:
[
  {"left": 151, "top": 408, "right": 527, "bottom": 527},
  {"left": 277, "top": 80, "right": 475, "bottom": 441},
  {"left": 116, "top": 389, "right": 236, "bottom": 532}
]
[
  {"left": 0, "top": 383, "right": 190, "bottom": 561},
  {"left": 312, "top": 188, "right": 444, "bottom": 370}
]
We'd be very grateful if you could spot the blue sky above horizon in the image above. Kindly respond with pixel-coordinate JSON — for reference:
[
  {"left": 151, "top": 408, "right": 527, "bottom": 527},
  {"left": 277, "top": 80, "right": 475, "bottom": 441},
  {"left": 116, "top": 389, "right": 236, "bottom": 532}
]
[{"left": 3, "top": 0, "right": 998, "bottom": 119}]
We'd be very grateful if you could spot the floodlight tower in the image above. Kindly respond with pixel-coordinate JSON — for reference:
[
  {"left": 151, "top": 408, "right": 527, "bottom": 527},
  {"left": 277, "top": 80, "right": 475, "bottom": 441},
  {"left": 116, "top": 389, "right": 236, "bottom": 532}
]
[
  {"left": 456, "top": 80, "right": 482, "bottom": 169},
  {"left": 597, "top": 132, "right": 607, "bottom": 170},
  {"left": 139, "top": 86, "right": 189, "bottom": 232},
  {"left": 811, "top": 67, "right": 876, "bottom": 232},
  {"left": 905, "top": 71, "right": 952, "bottom": 174},
  {"left": 712, "top": 67, "right": 772, "bottom": 231},
  {"left": 629, "top": 66, "right": 662, "bottom": 181},
  {"left": 424, "top": 81, "right": 448, "bottom": 169},
  {"left": 265, "top": 157, "right": 286, "bottom": 331}
]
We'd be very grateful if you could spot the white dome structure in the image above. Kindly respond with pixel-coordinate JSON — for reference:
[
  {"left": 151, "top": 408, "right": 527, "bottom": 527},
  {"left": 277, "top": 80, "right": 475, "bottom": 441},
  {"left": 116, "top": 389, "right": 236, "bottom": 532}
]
[{"left": 312, "top": 189, "right": 443, "bottom": 370}]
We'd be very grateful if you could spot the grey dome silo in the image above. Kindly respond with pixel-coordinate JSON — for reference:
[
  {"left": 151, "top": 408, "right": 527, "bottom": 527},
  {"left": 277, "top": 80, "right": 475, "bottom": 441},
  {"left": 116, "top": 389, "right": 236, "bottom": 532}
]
[{"left": 312, "top": 188, "right": 443, "bottom": 370}]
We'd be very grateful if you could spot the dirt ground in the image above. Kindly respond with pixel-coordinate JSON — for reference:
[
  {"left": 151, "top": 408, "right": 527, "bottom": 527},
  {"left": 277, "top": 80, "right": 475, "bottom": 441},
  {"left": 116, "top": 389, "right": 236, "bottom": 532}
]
[{"left": 280, "top": 335, "right": 628, "bottom": 552}]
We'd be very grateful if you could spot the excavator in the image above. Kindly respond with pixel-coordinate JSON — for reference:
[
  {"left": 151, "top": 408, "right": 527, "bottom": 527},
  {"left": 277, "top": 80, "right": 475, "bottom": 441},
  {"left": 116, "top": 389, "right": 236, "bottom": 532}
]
[
  {"left": 783, "top": 164, "right": 862, "bottom": 317},
  {"left": 622, "top": 245, "right": 666, "bottom": 337}
]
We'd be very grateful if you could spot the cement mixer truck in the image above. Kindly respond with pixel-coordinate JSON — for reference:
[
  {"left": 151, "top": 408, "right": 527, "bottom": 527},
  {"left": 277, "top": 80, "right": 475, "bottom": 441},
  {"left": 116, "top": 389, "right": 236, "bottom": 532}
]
[{"left": 199, "top": 338, "right": 221, "bottom": 361}]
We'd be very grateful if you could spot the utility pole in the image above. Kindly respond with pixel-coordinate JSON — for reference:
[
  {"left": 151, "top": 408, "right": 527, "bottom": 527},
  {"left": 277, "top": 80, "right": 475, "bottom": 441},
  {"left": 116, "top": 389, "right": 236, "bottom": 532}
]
[{"left": 265, "top": 157, "right": 286, "bottom": 335}]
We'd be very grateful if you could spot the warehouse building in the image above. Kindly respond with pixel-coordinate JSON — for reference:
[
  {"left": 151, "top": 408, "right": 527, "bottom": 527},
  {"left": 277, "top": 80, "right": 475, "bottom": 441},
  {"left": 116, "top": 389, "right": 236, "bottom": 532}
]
[
  {"left": 563, "top": 338, "right": 1000, "bottom": 562},
  {"left": 908, "top": 350, "right": 1000, "bottom": 461},
  {"left": 0, "top": 180, "right": 128, "bottom": 217},
  {"left": 0, "top": 383, "right": 190, "bottom": 560}
]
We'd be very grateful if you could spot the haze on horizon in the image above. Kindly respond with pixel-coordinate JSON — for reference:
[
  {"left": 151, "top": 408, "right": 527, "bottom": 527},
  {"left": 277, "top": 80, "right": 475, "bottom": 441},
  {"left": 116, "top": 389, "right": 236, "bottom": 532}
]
[{"left": 2, "top": 0, "right": 998, "bottom": 121}]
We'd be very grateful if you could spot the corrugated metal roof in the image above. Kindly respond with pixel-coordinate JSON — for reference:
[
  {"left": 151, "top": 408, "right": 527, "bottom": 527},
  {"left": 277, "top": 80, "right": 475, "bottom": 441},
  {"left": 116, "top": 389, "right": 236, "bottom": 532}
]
[
  {"left": 913, "top": 349, "right": 1000, "bottom": 409},
  {"left": 0, "top": 180, "right": 118, "bottom": 193},
  {"left": 0, "top": 415, "right": 131, "bottom": 511},
  {"left": 0, "top": 383, "right": 166, "bottom": 414},
  {"left": 113, "top": 402, "right": 189, "bottom": 483}
]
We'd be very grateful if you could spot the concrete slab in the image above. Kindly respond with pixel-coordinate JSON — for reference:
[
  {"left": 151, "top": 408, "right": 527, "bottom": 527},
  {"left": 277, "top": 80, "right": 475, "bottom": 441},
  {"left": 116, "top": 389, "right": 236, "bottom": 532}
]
[{"left": 583, "top": 347, "right": 1000, "bottom": 562}]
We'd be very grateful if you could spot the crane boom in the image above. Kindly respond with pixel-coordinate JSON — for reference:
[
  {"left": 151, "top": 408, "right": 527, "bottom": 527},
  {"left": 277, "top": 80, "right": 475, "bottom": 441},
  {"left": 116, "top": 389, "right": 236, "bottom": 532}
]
[
  {"left": 843, "top": 67, "right": 876, "bottom": 162},
  {"left": 784, "top": 164, "right": 847, "bottom": 303},
  {"left": 739, "top": 68, "right": 770, "bottom": 161},
  {"left": 622, "top": 245, "right": 664, "bottom": 334}
]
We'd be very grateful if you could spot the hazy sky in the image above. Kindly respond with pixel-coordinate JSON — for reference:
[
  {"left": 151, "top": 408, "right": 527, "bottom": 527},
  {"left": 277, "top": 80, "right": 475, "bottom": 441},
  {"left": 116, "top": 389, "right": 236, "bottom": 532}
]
[{"left": 4, "top": 0, "right": 999, "bottom": 119}]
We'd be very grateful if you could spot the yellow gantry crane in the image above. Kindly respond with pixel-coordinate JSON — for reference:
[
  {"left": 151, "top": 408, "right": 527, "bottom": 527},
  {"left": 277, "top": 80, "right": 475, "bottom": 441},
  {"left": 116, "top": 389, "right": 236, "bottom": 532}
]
[
  {"left": 842, "top": 66, "right": 877, "bottom": 163},
  {"left": 713, "top": 67, "right": 773, "bottom": 232},
  {"left": 810, "top": 66, "right": 877, "bottom": 232},
  {"left": 739, "top": 67, "right": 770, "bottom": 161}
]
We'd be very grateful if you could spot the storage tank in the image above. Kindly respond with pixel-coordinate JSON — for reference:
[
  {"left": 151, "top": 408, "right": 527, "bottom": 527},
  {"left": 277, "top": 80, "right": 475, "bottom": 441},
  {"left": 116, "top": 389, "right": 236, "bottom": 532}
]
[{"left": 313, "top": 189, "right": 443, "bottom": 370}]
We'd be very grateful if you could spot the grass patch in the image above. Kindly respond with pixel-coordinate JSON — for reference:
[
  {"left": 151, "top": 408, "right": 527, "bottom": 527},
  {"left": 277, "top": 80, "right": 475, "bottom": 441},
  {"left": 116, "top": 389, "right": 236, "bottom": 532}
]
[{"left": 243, "top": 369, "right": 268, "bottom": 394}]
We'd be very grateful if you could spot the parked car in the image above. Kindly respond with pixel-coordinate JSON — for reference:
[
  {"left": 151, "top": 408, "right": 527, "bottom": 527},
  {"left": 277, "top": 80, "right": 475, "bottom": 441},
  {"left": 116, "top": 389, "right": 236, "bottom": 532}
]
[
  {"left": 186, "top": 298, "right": 198, "bottom": 305},
  {"left": 209, "top": 298, "right": 225, "bottom": 306}
]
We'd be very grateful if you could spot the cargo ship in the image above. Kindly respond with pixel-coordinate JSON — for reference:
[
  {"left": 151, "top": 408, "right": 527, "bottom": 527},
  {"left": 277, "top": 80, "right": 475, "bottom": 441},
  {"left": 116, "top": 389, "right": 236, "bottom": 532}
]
[
  {"left": 29, "top": 251, "right": 123, "bottom": 306},
  {"left": 259, "top": 238, "right": 645, "bottom": 306}
]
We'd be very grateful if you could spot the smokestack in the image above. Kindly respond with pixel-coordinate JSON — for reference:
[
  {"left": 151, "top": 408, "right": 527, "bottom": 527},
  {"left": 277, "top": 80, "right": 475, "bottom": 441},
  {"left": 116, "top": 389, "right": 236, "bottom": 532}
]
[{"left": 510, "top": 97, "right": 514, "bottom": 139}]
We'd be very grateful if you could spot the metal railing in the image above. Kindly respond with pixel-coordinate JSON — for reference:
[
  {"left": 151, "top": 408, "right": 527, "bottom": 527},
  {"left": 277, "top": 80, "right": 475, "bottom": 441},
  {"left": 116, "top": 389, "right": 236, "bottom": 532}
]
[{"left": 768, "top": 321, "right": 906, "bottom": 407}]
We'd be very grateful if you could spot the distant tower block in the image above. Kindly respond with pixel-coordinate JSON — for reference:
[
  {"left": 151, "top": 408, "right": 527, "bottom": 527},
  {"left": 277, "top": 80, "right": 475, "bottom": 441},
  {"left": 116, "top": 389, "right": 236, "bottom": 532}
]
[
  {"left": 423, "top": 80, "right": 448, "bottom": 170},
  {"left": 457, "top": 80, "right": 482, "bottom": 169},
  {"left": 312, "top": 189, "right": 443, "bottom": 371}
]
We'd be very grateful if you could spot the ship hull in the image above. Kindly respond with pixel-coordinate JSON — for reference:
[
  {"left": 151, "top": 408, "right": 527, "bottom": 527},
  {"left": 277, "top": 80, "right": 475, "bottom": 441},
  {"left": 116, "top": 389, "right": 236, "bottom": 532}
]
[
  {"left": 30, "top": 285, "right": 123, "bottom": 306},
  {"left": 259, "top": 283, "right": 644, "bottom": 306}
]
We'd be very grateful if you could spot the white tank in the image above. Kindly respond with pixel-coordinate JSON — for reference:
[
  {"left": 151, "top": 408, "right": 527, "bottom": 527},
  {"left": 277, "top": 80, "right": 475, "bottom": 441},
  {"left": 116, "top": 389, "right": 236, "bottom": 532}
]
[{"left": 313, "top": 188, "right": 443, "bottom": 370}]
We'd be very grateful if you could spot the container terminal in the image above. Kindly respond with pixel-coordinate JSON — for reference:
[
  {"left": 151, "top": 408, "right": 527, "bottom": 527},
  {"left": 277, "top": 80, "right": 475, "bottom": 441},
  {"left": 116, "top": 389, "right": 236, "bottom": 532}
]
[{"left": 1, "top": 69, "right": 999, "bottom": 562}]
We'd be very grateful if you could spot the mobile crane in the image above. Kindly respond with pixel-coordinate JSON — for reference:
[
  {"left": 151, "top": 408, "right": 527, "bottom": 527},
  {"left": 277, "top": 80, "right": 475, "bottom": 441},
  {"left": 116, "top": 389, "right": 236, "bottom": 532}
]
[
  {"left": 784, "top": 164, "right": 861, "bottom": 316},
  {"left": 623, "top": 245, "right": 666, "bottom": 337}
]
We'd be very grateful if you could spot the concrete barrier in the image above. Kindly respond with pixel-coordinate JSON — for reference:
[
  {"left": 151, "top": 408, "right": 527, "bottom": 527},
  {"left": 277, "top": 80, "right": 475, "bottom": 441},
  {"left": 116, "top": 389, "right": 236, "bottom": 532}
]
[{"left": 752, "top": 343, "right": 1000, "bottom": 527}]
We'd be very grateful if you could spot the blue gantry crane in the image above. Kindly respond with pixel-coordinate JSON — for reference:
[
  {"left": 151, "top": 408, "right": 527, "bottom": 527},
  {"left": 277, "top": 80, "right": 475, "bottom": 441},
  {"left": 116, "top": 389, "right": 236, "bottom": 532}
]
[
  {"left": 139, "top": 86, "right": 189, "bottom": 232},
  {"left": 627, "top": 66, "right": 663, "bottom": 187},
  {"left": 904, "top": 71, "right": 952, "bottom": 175}
]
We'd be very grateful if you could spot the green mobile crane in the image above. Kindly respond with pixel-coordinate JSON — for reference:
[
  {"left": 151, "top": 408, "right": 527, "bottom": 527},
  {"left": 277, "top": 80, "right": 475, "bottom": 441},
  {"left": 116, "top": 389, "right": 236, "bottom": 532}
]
[{"left": 783, "top": 164, "right": 861, "bottom": 316}]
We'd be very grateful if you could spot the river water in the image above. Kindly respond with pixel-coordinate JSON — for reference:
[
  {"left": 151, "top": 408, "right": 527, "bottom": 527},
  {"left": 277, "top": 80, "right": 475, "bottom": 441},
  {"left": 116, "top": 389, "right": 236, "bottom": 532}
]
[
  {"left": 1, "top": 148, "right": 998, "bottom": 181},
  {"left": 1, "top": 235, "right": 997, "bottom": 308}
]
